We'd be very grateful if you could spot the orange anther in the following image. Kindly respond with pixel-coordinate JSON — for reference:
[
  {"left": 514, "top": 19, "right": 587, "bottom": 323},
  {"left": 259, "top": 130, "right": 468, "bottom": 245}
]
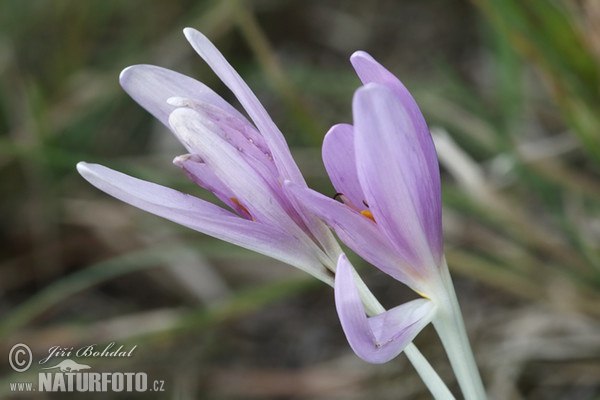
[
  {"left": 231, "top": 197, "right": 252, "bottom": 219},
  {"left": 360, "top": 209, "right": 375, "bottom": 222}
]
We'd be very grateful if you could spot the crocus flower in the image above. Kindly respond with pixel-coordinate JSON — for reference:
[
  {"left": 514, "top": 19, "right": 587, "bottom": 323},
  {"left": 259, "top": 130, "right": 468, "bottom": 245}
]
[
  {"left": 77, "top": 28, "right": 341, "bottom": 285},
  {"left": 287, "top": 51, "right": 444, "bottom": 363}
]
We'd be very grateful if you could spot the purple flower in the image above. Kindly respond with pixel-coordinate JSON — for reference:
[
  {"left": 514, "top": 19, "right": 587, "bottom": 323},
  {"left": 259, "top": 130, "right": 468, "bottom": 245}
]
[
  {"left": 287, "top": 51, "right": 443, "bottom": 363},
  {"left": 77, "top": 28, "right": 340, "bottom": 284}
]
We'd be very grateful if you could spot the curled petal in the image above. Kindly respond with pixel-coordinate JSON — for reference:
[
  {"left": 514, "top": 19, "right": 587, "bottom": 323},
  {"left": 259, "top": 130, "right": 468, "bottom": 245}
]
[
  {"left": 353, "top": 83, "right": 442, "bottom": 273},
  {"left": 183, "top": 28, "right": 305, "bottom": 184},
  {"left": 335, "top": 254, "right": 436, "bottom": 364},
  {"left": 322, "top": 123, "right": 365, "bottom": 209},
  {"left": 119, "top": 65, "right": 241, "bottom": 130},
  {"left": 77, "top": 162, "right": 333, "bottom": 284}
]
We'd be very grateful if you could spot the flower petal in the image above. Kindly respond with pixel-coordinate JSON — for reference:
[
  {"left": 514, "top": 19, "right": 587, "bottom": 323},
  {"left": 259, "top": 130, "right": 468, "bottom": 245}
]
[
  {"left": 77, "top": 162, "right": 333, "bottom": 284},
  {"left": 350, "top": 52, "right": 441, "bottom": 237},
  {"left": 119, "top": 64, "right": 241, "bottom": 129},
  {"left": 353, "top": 83, "right": 442, "bottom": 273},
  {"left": 322, "top": 123, "right": 365, "bottom": 209},
  {"left": 172, "top": 154, "right": 246, "bottom": 218},
  {"left": 167, "top": 97, "right": 274, "bottom": 170},
  {"left": 286, "top": 183, "right": 426, "bottom": 290},
  {"left": 335, "top": 254, "right": 436, "bottom": 364},
  {"left": 182, "top": 28, "right": 305, "bottom": 184},
  {"left": 169, "top": 107, "right": 315, "bottom": 243},
  {"left": 350, "top": 51, "right": 431, "bottom": 147}
]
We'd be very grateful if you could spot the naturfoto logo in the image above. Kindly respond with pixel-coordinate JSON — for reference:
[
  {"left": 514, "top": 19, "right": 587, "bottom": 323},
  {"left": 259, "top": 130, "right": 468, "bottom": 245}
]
[
  {"left": 41, "top": 359, "right": 91, "bottom": 372},
  {"left": 8, "top": 343, "right": 165, "bottom": 394}
]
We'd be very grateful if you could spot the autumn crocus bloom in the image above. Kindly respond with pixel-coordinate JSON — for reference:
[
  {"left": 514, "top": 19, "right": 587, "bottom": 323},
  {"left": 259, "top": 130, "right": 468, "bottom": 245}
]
[
  {"left": 287, "top": 52, "right": 485, "bottom": 399},
  {"left": 77, "top": 28, "right": 341, "bottom": 284},
  {"left": 77, "top": 29, "right": 481, "bottom": 398}
]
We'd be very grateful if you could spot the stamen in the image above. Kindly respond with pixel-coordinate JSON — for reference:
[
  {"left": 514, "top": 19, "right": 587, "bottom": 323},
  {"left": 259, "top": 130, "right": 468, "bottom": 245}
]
[
  {"left": 334, "top": 193, "right": 376, "bottom": 222},
  {"left": 360, "top": 209, "right": 375, "bottom": 222},
  {"left": 231, "top": 197, "right": 253, "bottom": 220}
]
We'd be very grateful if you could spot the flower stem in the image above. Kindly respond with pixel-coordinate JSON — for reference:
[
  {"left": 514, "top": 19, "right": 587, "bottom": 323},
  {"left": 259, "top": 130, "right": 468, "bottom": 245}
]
[
  {"left": 404, "top": 343, "right": 456, "bottom": 400},
  {"left": 432, "top": 258, "right": 486, "bottom": 400},
  {"left": 353, "top": 270, "right": 455, "bottom": 399}
]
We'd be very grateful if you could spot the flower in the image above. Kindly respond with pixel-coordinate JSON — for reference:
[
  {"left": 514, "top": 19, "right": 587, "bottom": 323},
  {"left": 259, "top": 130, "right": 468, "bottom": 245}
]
[
  {"left": 287, "top": 51, "right": 443, "bottom": 362},
  {"left": 77, "top": 28, "right": 341, "bottom": 284}
]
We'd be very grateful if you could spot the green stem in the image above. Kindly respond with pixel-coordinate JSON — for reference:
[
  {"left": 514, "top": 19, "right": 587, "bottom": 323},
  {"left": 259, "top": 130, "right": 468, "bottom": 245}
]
[
  {"left": 432, "top": 258, "right": 486, "bottom": 400},
  {"left": 404, "top": 344, "right": 457, "bottom": 400},
  {"left": 354, "top": 270, "right": 456, "bottom": 400}
]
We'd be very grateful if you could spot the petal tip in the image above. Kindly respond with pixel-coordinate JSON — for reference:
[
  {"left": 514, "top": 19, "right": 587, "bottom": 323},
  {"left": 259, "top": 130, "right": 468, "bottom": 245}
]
[
  {"left": 183, "top": 27, "right": 206, "bottom": 48},
  {"left": 118, "top": 65, "right": 135, "bottom": 85},
  {"left": 353, "top": 82, "right": 390, "bottom": 106},
  {"left": 350, "top": 50, "right": 370, "bottom": 62},
  {"left": 118, "top": 64, "right": 147, "bottom": 88},
  {"left": 349, "top": 50, "right": 376, "bottom": 69},
  {"left": 76, "top": 161, "right": 91, "bottom": 175},
  {"left": 182, "top": 27, "right": 197, "bottom": 36}
]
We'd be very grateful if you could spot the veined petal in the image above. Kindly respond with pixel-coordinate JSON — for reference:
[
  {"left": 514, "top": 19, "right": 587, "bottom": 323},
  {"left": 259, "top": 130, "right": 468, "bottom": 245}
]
[
  {"left": 169, "top": 108, "right": 300, "bottom": 230},
  {"left": 119, "top": 64, "right": 242, "bottom": 129},
  {"left": 286, "top": 183, "right": 426, "bottom": 290},
  {"left": 173, "top": 154, "right": 248, "bottom": 218},
  {"left": 169, "top": 108, "right": 338, "bottom": 264},
  {"left": 322, "top": 123, "right": 365, "bottom": 209},
  {"left": 167, "top": 97, "right": 274, "bottom": 172},
  {"left": 353, "top": 84, "right": 442, "bottom": 273},
  {"left": 335, "top": 255, "right": 436, "bottom": 364},
  {"left": 182, "top": 28, "right": 305, "bottom": 184},
  {"left": 350, "top": 51, "right": 430, "bottom": 145},
  {"left": 350, "top": 52, "right": 441, "bottom": 220},
  {"left": 77, "top": 162, "right": 333, "bottom": 284}
]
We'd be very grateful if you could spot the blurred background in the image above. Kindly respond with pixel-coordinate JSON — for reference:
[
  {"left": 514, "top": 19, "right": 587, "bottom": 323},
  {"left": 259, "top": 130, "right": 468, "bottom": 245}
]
[{"left": 1, "top": 0, "right": 600, "bottom": 399}]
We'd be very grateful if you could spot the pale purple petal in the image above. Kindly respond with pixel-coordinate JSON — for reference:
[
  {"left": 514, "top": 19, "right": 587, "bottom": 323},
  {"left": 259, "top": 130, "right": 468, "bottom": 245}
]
[
  {"left": 286, "top": 183, "right": 427, "bottom": 290},
  {"left": 335, "top": 254, "right": 436, "bottom": 364},
  {"left": 353, "top": 83, "right": 442, "bottom": 273},
  {"left": 119, "top": 64, "right": 242, "bottom": 129},
  {"left": 167, "top": 97, "right": 274, "bottom": 169},
  {"left": 170, "top": 107, "right": 334, "bottom": 255},
  {"left": 169, "top": 108, "right": 300, "bottom": 231},
  {"left": 350, "top": 52, "right": 441, "bottom": 245},
  {"left": 173, "top": 154, "right": 247, "bottom": 218},
  {"left": 322, "top": 123, "right": 365, "bottom": 209},
  {"left": 182, "top": 28, "right": 305, "bottom": 184},
  {"left": 77, "top": 162, "right": 333, "bottom": 283},
  {"left": 120, "top": 65, "right": 276, "bottom": 171},
  {"left": 350, "top": 51, "right": 430, "bottom": 145}
]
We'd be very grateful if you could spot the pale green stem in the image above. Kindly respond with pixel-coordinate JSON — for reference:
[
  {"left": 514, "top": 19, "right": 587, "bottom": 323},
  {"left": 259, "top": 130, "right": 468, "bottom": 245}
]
[
  {"left": 404, "top": 344, "right": 456, "bottom": 400},
  {"left": 432, "top": 258, "right": 486, "bottom": 400},
  {"left": 353, "top": 270, "right": 456, "bottom": 400}
]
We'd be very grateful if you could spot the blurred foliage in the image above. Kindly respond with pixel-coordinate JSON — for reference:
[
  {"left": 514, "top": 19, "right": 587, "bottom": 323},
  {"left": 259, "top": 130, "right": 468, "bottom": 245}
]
[
  {"left": 0, "top": 0, "right": 599, "bottom": 399},
  {"left": 475, "top": 0, "right": 600, "bottom": 163}
]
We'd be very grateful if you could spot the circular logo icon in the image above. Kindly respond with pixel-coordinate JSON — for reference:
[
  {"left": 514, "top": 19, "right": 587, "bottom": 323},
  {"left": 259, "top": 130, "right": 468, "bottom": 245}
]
[{"left": 9, "top": 343, "right": 32, "bottom": 372}]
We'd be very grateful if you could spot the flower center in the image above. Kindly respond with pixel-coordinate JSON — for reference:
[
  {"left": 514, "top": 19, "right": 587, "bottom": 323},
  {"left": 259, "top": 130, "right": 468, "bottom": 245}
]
[
  {"left": 231, "top": 197, "right": 253, "bottom": 220},
  {"left": 334, "top": 193, "right": 375, "bottom": 222}
]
